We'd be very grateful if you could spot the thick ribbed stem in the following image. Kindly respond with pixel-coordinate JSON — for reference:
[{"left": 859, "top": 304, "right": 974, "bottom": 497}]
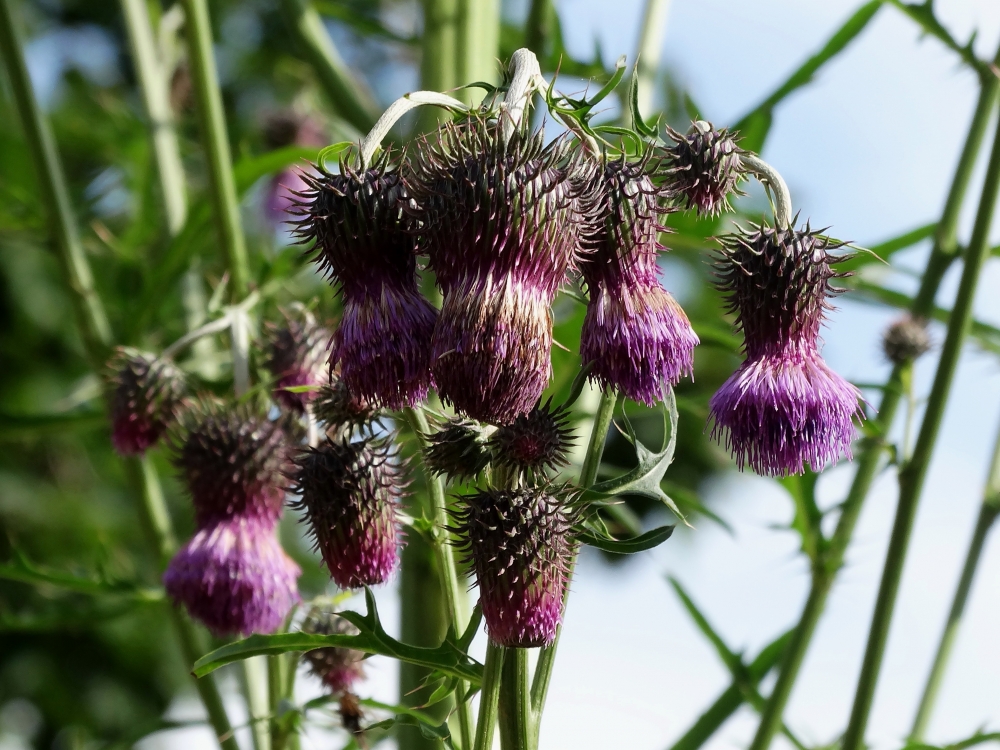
[
  {"left": 179, "top": 0, "right": 249, "bottom": 298},
  {"left": 457, "top": 0, "right": 499, "bottom": 105},
  {"left": 498, "top": 648, "right": 534, "bottom": 750},
  {"left": 418, "top": 0, "right": 460, "bottom": 132},
  {"left": 841, "top": 85, "right": 1000, "bottom": 750},
  {"left": 278, "top": 0, "right": 377, "bottom": 134},
  {"left": 747, "top": 42, "right": 1000, "bottom": 750},
  {"left": 474, "top": 643, "right": 506, "bottom": 750}
]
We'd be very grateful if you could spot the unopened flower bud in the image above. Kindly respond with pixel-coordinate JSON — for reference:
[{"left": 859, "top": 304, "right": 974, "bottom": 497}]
[
  {"left": 489, "top": 400, "right": 573, "bottom": 480},
  {"left": 312, "top": 379, "right": 380, "bottom": 435},
  {"left": 663, "top": 121, "right": 744, "bottom": 216},
  {"left": 882, "top": 315, "right": 931, "bottom": 365},
  {"left": 264, "top": 310, "right": 330, "bottom": 412},
  {"left": 301, "top": 608, "right": 366, "bottom": 693},
  {"left": 422, "top": 418, "right": 492, "bottom": 482},
  {"left": 107, "top": 348, "right": 185, "bottom": 456}
]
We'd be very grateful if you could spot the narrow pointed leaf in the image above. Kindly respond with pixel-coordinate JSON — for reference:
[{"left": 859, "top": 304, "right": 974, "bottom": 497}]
[{"left": 578, "top": 524, "right": 675, "bottom": 554}]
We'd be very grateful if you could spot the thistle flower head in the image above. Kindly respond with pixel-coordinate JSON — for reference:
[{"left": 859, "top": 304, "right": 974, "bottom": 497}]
[
  {"left": 301, "top": 608, "right": 366, "bottom": 693},
  {"left": 292, "top": 156, "right": 436, "bottom": 409},
  {"left": 452, "top": 487, "right": 577, "bottom": 648},
  {"left": 312, "top": 379, "right": 380, "bottom": 435},
  {"left": 663, "top": 121, "right": 744, "bottom": 216},
  {"left": 882, "top": 314, "right": 931, "bottom": 365},
  {"left": 406, "top": 118, "right": 598, "bottom": 423},
  {"left": 163, "top": 515, "right": 301, "bottom": 636},
  {"left": 172, "top": 401, "right": 291, "bottom": 525},
  {"left": 580, "top": 158, "right": 699, "bottom": 404},
  {"left": 107, "top": 348, "right": 185, "bottom": 456},
  {"left": 290, "top": 436, "right": 404, "bottom": 589},
  {"left": 264, "top": 310, "right": 331, "bottom": 412},
  {"left": 422, "top": 418, "right": 492, "bottom": 482},
  {"left": 709, "top": 222, "right": 863, "bottom": 475},
  {"left": 489, "top": 399, "right": 574, "bottom": 479}
]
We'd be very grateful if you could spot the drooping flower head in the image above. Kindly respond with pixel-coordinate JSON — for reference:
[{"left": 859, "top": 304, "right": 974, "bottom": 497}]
[
  {"left": 262, "top": 111, "right": 327, "bottom": 228},
  {"left": 290, "top": 435, "right": 405, "bottom": 589},
  {"left": 489, "top": 399, "right": 574, "bottom": 480},
  {"left": 709, "top": 222, "right": 863, "bottom": 476},
  {"left": 264, "top": 309, "right": 331, "bottom": 412},
  {"left": 663, "top": 121, "right": 744, "bottom": 216},
  {"left": 301, "top": 608, "right": 366, "bottom": 693},
  {"left": 292, "top": 154, "right": 437, "bottom": 410},
  {"left": 171, "top": 401, "right": 292, "bottom": 525},
  {"left": 422, "top": 418, "right": 492, "bottom": 482},
  {"left": 163, "top": 515, "right": 301, "bottom": 636},
  {"left": 452, "top": 487, "right": 577, "bottom": 648},
  {"left": 107, "top": 348, "right": 185, "bottom": 456},
  {"left": 882, "top": 314, "right": 931, "bottom": 365},
  {"left": 580, "top": 157, "right": 699, "bottom": 405},
  {"left": 407, "top": 118, "right": 597, "bottom": 424}
]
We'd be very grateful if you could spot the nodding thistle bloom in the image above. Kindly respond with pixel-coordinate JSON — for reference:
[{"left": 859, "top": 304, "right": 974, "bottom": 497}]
[
  {"left": 709, "top": 222, "right": 863, "bottom": 476},
  {"left": 290, "top": 436, "right": 404, "bottom": 589},
  {"left": 301, "top": 608, "right": 366, "bottom": 693},
  {"left": 452, "top": 487, "right": 577, "bottom": 648},
  {"left": 422, "top": 418, "right": 492, "bottom": 482},
  {"left": 292, "top": 155, "right": 437, "bottom": 410},
  {"left": 163, "top": 515, "right": 301, "bottom": 636},
  {"left": 264, "top": 310, "right": 331, "bottom": 412},
  {"left": 489, "top": 399, "right": 574, "bottom": 480},
  {"left": 107, "top": 348, "right": 185, "bottom": 456},
  {"left": 172, "top": 402, "right": 292, "bottom": 525},
  {"left": 164, "top": 401, "right": 300, "bottom": 635},
  {"left": 407, "top": 118, "right": 598, "bottom": 424},
  {"left": 663, "top": 121, "right": 744, "bottom": 216},
  {"left": 312, "top": 379, "right": 381, "bottom": 436},
  {"left": 882, "top": 314, "right": 931, "bottom": 365},
  {"left": 580, "top": 158, "right": 699, "bottom": 405}
]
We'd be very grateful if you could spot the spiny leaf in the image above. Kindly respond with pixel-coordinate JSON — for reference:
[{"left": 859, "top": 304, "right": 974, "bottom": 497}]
[
  {"left": 779, "top": 471, "right": 825, "bottom": 562},
  {"left": 192, "top": 589, "right": 483, "bottom": 684},
  {"left": 0, "top": 548, "right": 163, "bottom": 600}
]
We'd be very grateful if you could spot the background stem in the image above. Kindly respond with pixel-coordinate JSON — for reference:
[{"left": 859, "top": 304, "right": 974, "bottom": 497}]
[
  {"left": 498, "top": 648, "right": 534, "bottom": 750},
  {"left": 841, "top": 82, "right": 1000, "bottom": 750},
  {"left": 474, "top": 643, "right": 505, "bottom": 750},
  {"left": 746, "top": 45, "right": 1000, "bottom": 750},
  {"left": 456, "top": 0, "right": 499, "bottom": 106},
  {"left": 418, "top": 0, "right": 459, "bottom": 132}
]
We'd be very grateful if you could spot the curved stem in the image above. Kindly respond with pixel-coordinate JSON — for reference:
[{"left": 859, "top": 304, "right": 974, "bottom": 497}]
[
  {"left": 359, "top": 92, "right": 469, "bottom": 167},
  {"left": 739, "top": 152, "right": 792, "bottom": 228},
  {"left": 474, "top": 643, "right": 506, "bottom": 750},
  {"left": 501, "top": 49, "right": 542, "bottom": 142},
  {"left": 841, "top": 83, "right": 1000, "bottom": 750},
  {"left": 747, "top": 40, "right": 1000, "bottom": 750},
  {"left": 179, "top": 0, "right": 249, "bottom": 298}
]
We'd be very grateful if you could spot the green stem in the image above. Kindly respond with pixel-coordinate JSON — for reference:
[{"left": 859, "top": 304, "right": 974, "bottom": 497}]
[
  {"left": 627, "top": 0, "right": 670, "bottom": 125},
  {"left": 278, "top": 0, "right": 377, "bottom": 134},
  {"left": 747, "top": 41, "right": 1000, "bottom": 750},
  {"left": 403, "top": 407, "right": 473, "bottom": 750},
  {"left": 456, "top": 0, "right": 499, "bottom": 105},
  {"left": 179, "top": 0, "right": 249, "bottom": 298},
  {"left": 529, "top": 390, "right": 618, "bottom": 731},
  {"left": 498, "top": 648, "right": 533, "bottom": 750},
  {"left": 244, "top": 657, "right": 272, "bottom": 750},
  {"left": 119, "top": 0, "right": 188, "bottom": 235},
  {"left": 418, "top": 0, "right": 460, "bottom": 132},
  {"left": 524, "top": 0, "right": 554, "bottom": 59},
  {"left": 841, "top": 80, "right": 1000, "bottom": 750},
  {"left": 0, "top": 0, "right": 112, "bottom": 366},
  {"left": 474, "top": 643, "right": 506, "bottom": 750}
]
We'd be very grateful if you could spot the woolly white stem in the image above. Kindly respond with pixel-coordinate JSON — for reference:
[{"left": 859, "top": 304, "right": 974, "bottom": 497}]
[
  {"left": 161, "top": 290, "right": 260, "bottom": 360},
  {"left": 230, "top": 308, "right": 251, "bottom": 397},
  {"left": 739, "top": 152, "right": 793, "bottom": 228},
  {"left": 359, "top": 91, "right": 468, "bottom": 167},
  {"left": 501, "top": 48, "right": 542, "bottom": 141}
]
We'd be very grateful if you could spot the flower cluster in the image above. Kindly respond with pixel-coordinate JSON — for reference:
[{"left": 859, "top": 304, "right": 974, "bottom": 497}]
[{"left": 164, "top": 402, "right": 300, "bottom": 636}]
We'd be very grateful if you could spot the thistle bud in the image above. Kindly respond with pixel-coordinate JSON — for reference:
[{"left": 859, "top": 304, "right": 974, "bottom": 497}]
[
  {"left": 293, "top": 157, "right": 437, "bottom": 409},
  {"left": 882, "top": 315, "right": 931, "bottom": 365},
  {"left": 580, "top": 158, "right": 699, "bottom": 404},
  {"left": 489, "top": 400, "right": 573, "bottom": 480},
  {"left": 452, "top": 488, "right": 577, "bottom": 648},
  {"left": 407, "top": 119, "right": 596, "bottom": 424},
  {"left": 290, "top": 436, "right": 404, "bottom": 589},
  {"left": 301, "top": 608, "right": 366, "bottom": 693},
  {"left": 163, "top": 516, "right": 301, "bottom": 636},
  {"left": 262, "top": 112, "right": 326, "bottom": 228},
  {"left": 172, "top": 402, "right": 291, "bottom": 525},
  {"left": 422, "top": 418, "right": 492, "bottom": 482},
  {"left": 107, "top": 348, "right": 185, "bottom": 456},
  {"left": 312, "top": 379, "right": 380, "bottom": 435},
  {"left": 663, "top": 121, "right": 744, "bottom": 216},
  {"left": 709, "top": 222, "right": 863, "bottom": 476},
  {"left": 264, "top": 310, "right": 331, "bottom": 412}
]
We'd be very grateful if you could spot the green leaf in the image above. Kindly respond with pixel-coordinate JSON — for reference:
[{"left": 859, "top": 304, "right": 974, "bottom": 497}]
[
  {"left": 578, "top": 524, "right": 675, "bottom": 554},
  {"left": 668, "top": 577, "right": 744, "bottom": 677},
  {"left": 838, "top": 221, "right": 937, "bottom": 273},
  {"left": 733, "top": 1, "right": 882, "bottom": 151},
  {"left": 779, "top": 471, "right": 825, "bottom": 562},
  {"left": 0, "top": 548, "right": 163, "bottom": 601},
  {"left": 584, "top": 389, "right": 685, "bottom": 522},
  {"left": 0, "top": 408, "right": 104, "bottom": 440},
  {"left": 628, "top": 62, "right": 657, "bottom": 139},
  {"left": 193, "top": 589, "right": 484, "bottom": 684}
]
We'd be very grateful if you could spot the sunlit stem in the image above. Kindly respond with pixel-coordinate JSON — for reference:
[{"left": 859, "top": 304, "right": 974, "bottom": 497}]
[
  {"left": 359, "top": 91, "right": 469, "bottom": 168},
  {"left": 739, "top": 151, "right": 793, "bottom": 228}
]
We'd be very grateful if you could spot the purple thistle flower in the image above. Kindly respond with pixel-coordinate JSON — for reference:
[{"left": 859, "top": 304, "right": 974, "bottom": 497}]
[
  {"left": 708, "top": 222, "right": 863, "bottom": 476},
  {"left": 301, "top": 608, "right": 366, "bottom": 693},
  {"left": 406, "top": 118, "right": 598, "bottom": 424},
  {"left": 580, "top": 158, "right": 699, "bottom": 405},
  {"left": 164, "top": 515, "right": 301, "bottom": 636},
  {"left": 107, "top": 348, "right": 185, "bottom": 456},
  {"left": 290, "top": 435, "right": 404, "bottom": 589},
  {"left": 662, "top": 121, "right": 744, "bottom": 216},
  {"left": 292, "top": 157, "right": 437, "bottom": 410},
  {"left": 171, "top": 401, "right": 292, "bottom": 525},
  {"left": 452, "top": 487, "right": 577, "bottom": 648},
  {"left": 264, "top": 309, "right": 331, "bottom": 412}
]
